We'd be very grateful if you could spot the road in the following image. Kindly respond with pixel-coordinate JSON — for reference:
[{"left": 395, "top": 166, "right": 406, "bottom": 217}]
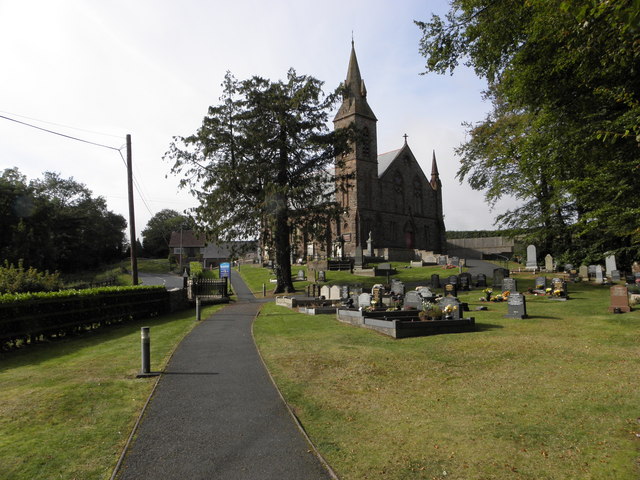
[{"left": 138, "top": 273, "right": 184, "bottom": 290}]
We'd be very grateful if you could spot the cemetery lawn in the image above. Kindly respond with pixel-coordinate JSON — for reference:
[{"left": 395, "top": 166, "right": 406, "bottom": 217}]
[
  {"left": 238, "top": 263, "right": 461, "bottom": 295},
  {"left": 0, "top": 304, "right": 224, "bottom": 480},
  {"left": 254, "top": 279, "right": 640, "bottom": 479}
]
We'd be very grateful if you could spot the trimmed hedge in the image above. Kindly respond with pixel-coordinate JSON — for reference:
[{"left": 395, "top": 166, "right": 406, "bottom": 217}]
[{"left": 0, "top": 286, "right": 169, "bottom": 348}]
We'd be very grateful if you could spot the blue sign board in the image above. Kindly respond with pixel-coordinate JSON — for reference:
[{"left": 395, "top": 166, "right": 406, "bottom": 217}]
[{"left": 219, "top": 262, "right": 231, "bottom": 278}]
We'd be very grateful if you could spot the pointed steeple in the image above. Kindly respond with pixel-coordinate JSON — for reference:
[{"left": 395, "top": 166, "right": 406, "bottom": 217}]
[
  {"left": 430, "top": 150, "right": 441, "bottom": 190},
  {"left": 333, "top": 41, "right": 377, "bottom": 122}
]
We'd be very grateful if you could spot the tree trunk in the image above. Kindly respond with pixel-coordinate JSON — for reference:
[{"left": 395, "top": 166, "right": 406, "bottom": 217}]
[{"left": 273, "top": 199, "right": 295, "bottom": 294}]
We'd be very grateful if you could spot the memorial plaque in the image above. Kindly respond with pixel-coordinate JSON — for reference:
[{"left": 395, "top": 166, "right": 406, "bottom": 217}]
[
  {"left": 444, "top": 283, "right": 458, "bottom": 297},
  {"left": 608, "top": 285, "right": 631, "bottom": 313},
  {"left": 505, "top": 292, "right": 528, "bottom": 319}
]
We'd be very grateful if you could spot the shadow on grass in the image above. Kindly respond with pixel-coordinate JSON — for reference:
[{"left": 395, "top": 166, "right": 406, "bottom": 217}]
[
  {"left": 474, "top": 322, "right": 505, "bottom": 332},
  {"left": 0, "top": 309, "right": 198, "bottom": 373}
]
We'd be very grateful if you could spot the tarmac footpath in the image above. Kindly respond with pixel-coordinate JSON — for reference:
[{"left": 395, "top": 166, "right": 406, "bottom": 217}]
[{"left": 115, "top": 270, "right": 332, "bottom": 479}]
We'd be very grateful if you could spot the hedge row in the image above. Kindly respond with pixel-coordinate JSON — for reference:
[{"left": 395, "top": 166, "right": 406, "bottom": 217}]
[{"left": 0, "top": 286, "right": 169, "bottom": 348}]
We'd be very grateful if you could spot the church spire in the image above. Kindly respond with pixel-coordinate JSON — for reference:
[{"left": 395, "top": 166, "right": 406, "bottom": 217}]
[
  {"left": 333, "top": 41, "right": 377, "bottom": 122},
  {"left": 430, "top": 150, "right": 441, "bottom": 190}
]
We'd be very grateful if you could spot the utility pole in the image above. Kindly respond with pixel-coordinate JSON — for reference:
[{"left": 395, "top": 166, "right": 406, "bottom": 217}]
[{"left": 127, "top": 134, "right": 139, "bottom": 285}]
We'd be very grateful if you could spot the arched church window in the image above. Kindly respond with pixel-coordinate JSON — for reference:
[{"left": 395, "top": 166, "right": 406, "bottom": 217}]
[
  {"left": 362, "top": 127, "right": 370, "bottom": 158},
  {"left": 413, "top": 177, "right": 423, "bottom": 215}
]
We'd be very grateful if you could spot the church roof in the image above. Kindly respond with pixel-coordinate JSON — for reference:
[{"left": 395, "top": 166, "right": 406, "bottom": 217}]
[{"left": 377, "top": 148, "right": 402, "bottom": 177}]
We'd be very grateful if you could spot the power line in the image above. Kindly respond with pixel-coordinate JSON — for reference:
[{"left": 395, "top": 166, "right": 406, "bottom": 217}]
[
  {"left": 0, "top": 114, "right": 122, "bottom": 151},
  {"left": 0, "top": 110, "right": 123, "bottom": 139}
]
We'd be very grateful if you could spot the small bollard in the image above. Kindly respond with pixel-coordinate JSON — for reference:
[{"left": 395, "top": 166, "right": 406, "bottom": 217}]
[
  {"left": 137, "top": 327, "right": 159, "bottom": 378},
  {"left": 262, "top": 283, "right": 266, "bottom": 297},
  {"left": 196, "top": 296, "right": 201, "bottom": 321}
]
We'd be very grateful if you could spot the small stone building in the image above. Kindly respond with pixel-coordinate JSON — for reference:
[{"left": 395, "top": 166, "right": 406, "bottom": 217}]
[{"left": 303, "top": 43, "right": 446, "bottom": 261}]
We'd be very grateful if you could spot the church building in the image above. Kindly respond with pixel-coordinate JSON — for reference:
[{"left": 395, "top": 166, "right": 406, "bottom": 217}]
[{"left": 312, "top": 42, "right": 446, "bottom": 261}]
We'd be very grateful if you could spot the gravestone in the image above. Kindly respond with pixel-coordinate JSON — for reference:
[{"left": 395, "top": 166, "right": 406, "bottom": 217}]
[
  {"left": 438, "top": 296, "right": 463, "bottom": 319},
  {"left": 366, "top": 231, "right": 373, "bottom": 257},
  {"left": 535, "top": 276, "right": 547, "bottom": 289},
  {"left": 341, "top": 285, "right": 349, "bottom": 299},
  {"left": 438, "top": 256, "right": 448, "bottom": 266},
  {"left": 417, "top": 286, "right": 433, "bottom": 298},
  {"left": 372, "top": 284, "right": 385, "bottom": 304},
  {"left": 444, "top": 283, "right": 457, "bottom": 297},
  {"left": 450, "top": 256, "right": 460, "bottom": 266},
  {"left": 605, "top": 254, "right": 617, "bottom": 276},
  {"left": 329, "top": 285, "right": 341, "bottom": 300},
  {"left": 378, "top": 262, "right": 392, "bottom": 271},
  {"left": 505, "top": 292, "right": 528, "bottom": 319},
  {"left": 358, "top": 292, "right": 372, "bottom": 308},
  {"left": 476, "top": 274, "right": 487, "bottom": 288},
  {"left": 431, "top": 274, "right": 441, "bottom": 289},
  {"left": 608, "top": 285, "right": 631, "bottom": 313},
  {"left": 611, "top": 270, "right": 621, "bottom": 282},
  {"left": 458, "top": 272, "right": 472, "bottom": 291},
  {"left": 390, "top": 280, "right": 405, "bottom": 296},
  {"left": 297, "top": 269, "right": 306, "bottom": 281},
  {"left": 403, "top": 290, "right": 423, "bottom": 310},
  {"left": 588, "top": 265, "right": 597, "bottom": 278},
  {"left": 318, "top": 270, "right": 326, "bottom": 282},
  {"left": 448, "top": 275, "right": 459, "bottom": 286},
  {"left": 320, "top": 285, "right": 330, "bottom": 299},
  {"left": 579, "top": 265, "right": 589, "bottom": 280},
  {"left": 595, "top": 265, "right": 604, "bottom": 284},
  {"left": 349, "top": 294, "right": 359, "bottom": 309},
  {"left": 633, "top": 261, "right": 640, "bottom": 274},
  {"left": 526, "top": 244, "right": 537, "bottom": 270},
  {"left": 545, "top": 254, "right": 554, "bottom": 272},
  {"left": 551, "top": 278, "right": 568, "bottom": 299},
  {"left": 354, "top": 246, "right": 364, "bottom": 269},
  {"left": 564, "top": 263, "right": 574, "bottom": 273},
  {"left": 502, "top": 277, "right": 517, "bottom": 293},
  {"left": 626, "top": 275, "right": 635, "bottom": 284},
  {"left": 424, "top": 254, "right": 437, "bottom": 264},
  {"left": 493, "top": 268, "right": 509, "bottom": 288}
]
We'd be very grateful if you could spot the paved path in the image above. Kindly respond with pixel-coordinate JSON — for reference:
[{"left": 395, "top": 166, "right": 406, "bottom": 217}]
[{"left": 115, "top": 270, "right": 332, "bottom": 480}]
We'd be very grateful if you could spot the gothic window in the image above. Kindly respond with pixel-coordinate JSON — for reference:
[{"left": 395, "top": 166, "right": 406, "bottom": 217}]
[
  {"left": 393, "top": 171, "right": 404, "bottom": 212},
  {"left": 362, "top": 127, "right": 370, "bottom": 158},
  {"left": 413, "top": 177, "right": 423, "bottom": 215}
]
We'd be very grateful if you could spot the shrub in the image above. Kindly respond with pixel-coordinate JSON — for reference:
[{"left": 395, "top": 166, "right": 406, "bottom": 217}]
[{"left": 0, "top": 260, "right": 62, "bottom": 294}]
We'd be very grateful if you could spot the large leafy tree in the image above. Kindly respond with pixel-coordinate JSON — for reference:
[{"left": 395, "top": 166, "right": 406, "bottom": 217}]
[
  {"left": 416, "top": 0, "right": 640, "bottom": 265},
  {"left": 142, "top": 209, "right": 194, "bottom": 258},
  {"left": 165, "top": 70, "right": 352, "bottom": 293},
  {"left": 0, "top": 168, "right": 127, "bottom": 272}
]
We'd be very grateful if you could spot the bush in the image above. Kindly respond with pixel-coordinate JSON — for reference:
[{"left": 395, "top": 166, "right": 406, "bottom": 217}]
[{"left": 0, "top": 260, "right": 62, "bottom": 294}]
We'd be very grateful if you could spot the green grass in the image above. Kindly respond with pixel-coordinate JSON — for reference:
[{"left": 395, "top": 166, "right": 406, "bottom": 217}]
[
  {"left": 238, "top": 263, "right": 464, "bottom": 295},
  {"left": 0, "top": 304, "right": 224, "bottom": 480},
  {"left": 254, "top": 279, "right": 640, "bottom": 479}
]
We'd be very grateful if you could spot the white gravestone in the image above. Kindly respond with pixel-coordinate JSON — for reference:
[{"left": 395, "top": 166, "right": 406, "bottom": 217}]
[
  {"left": 605, "top": 254, "right": 617, "bottom": 276},
  {"left": 526, "top": 245, "right": 537, "bottom": 271},
  {"left": 545, "top": 254, "right": 553, "bottom": 272}
]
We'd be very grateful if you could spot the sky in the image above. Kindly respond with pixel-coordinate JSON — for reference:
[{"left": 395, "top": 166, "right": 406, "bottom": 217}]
[{"left": 0, "top": 0, "right": 517, "bottom": 241}]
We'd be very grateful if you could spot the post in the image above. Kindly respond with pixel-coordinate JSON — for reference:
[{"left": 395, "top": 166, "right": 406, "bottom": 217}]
[
  {"left": 262, "top": 283, "right": 266, "bottom": 297},
  {"left": 196, "top": 297, "right": 201, "bottom": 321},
  {"left": 126, "top": 134, "right": 139, "bottom": 286},
  {"left": 140, "top": 326, "right": 150, "bottom": 374}
]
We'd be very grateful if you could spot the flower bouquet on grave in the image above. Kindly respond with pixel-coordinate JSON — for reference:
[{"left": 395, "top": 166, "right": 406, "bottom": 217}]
[
  {"left": 553, "top": 289, "right": 563, "bottom": 297},
  {"left": 481, "top": 288, "right": 493, "bottom": 302},
  {"left": 442, "top": 304, "right": 458, "bottom": 319},
  {"left": 545, "top": 287, "right": 552, "bottom": 296},
  {"left": 419, "top": 303, "right": 441, "bottom": 321}
]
